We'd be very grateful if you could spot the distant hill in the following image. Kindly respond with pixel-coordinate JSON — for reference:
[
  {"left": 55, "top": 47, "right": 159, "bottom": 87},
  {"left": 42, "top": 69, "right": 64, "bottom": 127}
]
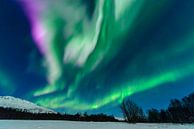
[
  {"left": 0, "top": 96, "right": 118, "bottom": 122},
  {"left": 0, "top": 96, "right": 56, "bottom": 114}
]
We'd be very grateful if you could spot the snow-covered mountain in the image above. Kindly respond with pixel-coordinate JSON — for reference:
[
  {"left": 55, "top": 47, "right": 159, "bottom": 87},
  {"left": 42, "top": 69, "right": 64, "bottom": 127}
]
[{"left": 0, "top": 96, "right": 57, "bottom": 114}]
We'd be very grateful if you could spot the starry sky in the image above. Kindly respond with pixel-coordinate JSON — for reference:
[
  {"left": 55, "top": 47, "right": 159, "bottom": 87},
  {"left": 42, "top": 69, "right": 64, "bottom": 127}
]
[{"left": 0, "top": 0, "right": 194, "bottom": 116}]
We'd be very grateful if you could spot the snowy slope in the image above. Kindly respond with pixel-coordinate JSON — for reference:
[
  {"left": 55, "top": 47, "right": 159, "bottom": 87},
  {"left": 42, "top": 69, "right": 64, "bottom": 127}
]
[
  {"left": 0, "top": 96, "right": 56, "bottom": 114},
  {"left": 0, "top": 121, "right": 193, "bottom": 129},
  {"left": 115, "top": 117, "right": 125, "bottom": 121}
]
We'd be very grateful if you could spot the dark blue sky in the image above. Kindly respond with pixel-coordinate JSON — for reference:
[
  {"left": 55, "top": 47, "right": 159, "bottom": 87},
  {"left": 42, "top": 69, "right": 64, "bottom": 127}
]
[{"left": 0, "top": 0, "right": 194, "bottom": 116}]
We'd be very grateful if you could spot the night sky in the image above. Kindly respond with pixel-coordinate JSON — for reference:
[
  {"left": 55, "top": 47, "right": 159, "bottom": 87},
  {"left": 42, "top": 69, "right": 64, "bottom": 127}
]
[{"left": 0, "top": 0, "right": 194, "bottom": 116}]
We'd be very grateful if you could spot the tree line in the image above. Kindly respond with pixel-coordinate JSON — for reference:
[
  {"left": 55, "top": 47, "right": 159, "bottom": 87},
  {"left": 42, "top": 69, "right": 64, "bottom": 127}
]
[
  {"left": 0, "top": 107, "right": 117, "bottom": 122},
  {"left": 121, "top": 92, "right": 194, "bottom": 123}
]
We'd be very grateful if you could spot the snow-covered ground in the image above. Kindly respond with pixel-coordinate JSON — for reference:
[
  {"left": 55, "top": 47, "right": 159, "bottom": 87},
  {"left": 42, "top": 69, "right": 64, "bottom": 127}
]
[{"left": 0, "top": 120, "right": 193, "bottom": 129}]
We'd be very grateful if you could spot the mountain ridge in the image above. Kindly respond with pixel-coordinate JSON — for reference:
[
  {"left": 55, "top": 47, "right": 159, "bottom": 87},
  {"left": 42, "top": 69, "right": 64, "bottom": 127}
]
[{"left": 0, "top": 96, "right": 56, "bottom": 114}]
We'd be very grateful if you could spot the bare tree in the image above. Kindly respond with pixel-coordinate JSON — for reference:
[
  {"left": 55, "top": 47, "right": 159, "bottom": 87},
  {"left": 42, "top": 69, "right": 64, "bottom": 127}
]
[{"left": 121, "top": 99, "right": 145, "bottom": 123}]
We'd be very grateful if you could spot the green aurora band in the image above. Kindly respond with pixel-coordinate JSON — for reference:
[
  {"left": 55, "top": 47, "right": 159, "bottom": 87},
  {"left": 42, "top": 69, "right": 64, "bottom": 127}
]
[{"left": 18, "top": 0, "right": 194, "bottom": 111}]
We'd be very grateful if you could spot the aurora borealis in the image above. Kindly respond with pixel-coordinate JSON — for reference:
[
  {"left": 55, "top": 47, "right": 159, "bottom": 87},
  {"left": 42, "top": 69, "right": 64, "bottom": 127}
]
[{"left": 0, "top": 0, "right": 194, "bottom": 115}]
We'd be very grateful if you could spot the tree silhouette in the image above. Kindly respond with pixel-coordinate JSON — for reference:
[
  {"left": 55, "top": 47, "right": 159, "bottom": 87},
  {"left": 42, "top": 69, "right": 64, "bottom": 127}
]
[
  {"left": 122, "top": 92, "right": 194, "bottom": 123},
  {"left": 148, "top": 108, "right": 160, "bottom": 122},
  {"left": 121, "top": 99, "right": 145, "bottom": 123}
]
